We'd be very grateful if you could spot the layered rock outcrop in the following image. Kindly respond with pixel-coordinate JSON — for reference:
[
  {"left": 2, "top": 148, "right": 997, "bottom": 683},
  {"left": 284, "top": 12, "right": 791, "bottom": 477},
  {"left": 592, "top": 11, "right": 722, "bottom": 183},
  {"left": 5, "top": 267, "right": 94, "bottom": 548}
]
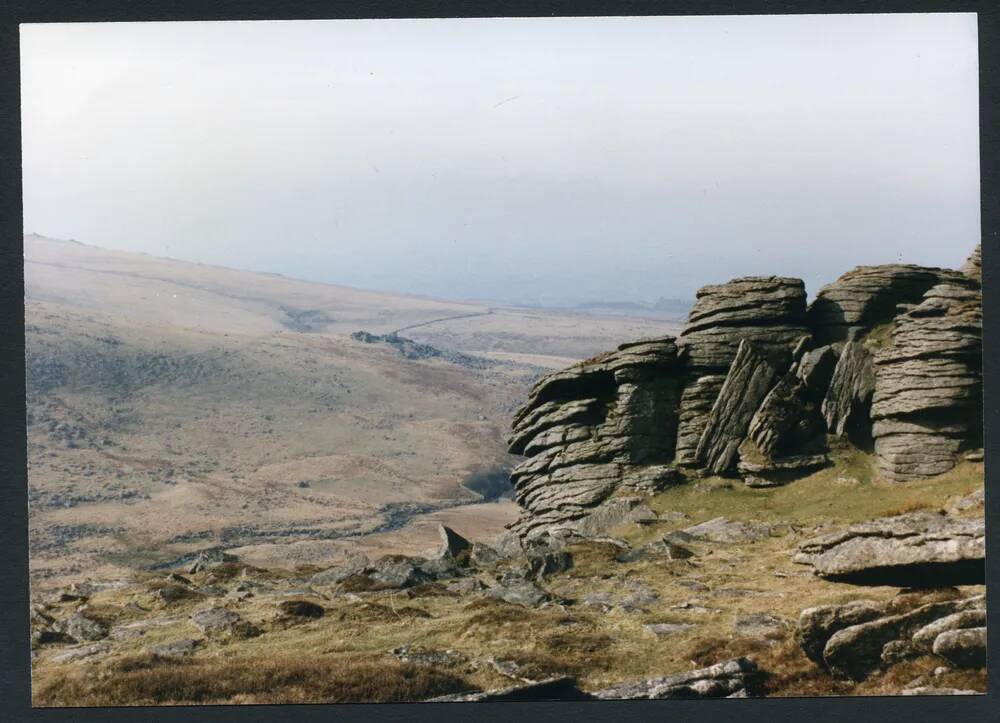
[
  {"left": 506, "top": 337, "right": 683, "bottom": 539},
  {"left": 807, "top": 264, "right": 966, "bottom": 345},
  {"left": 505, "top": 248, "right": 983, "bottom": 541},
  {"left": 871, "top": 279, "right": 983, "bottom": 481}
]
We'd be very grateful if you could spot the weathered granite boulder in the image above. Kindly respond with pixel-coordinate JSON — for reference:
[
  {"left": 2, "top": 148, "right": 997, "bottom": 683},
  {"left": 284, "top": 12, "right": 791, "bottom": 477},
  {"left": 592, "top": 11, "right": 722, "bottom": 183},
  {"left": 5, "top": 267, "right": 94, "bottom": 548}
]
[
  {"left": 309, "top": 553, "right": 371, "bottom": 586},
  {"left": 437, "top": 525, "right": 472, "bottom": 561},
  {"left": 675, "top": 374, "right": 726, "bottom": 466},
  {"left": 796, "top": 344, "right": 841, "bottom": 396},
  {"left": 505, "top": 337, "right": 683, "bottom": 540},
  {"left": 872, "top": 282, "right": 983, "bottom": 481},
  {"left": 797, "top": 600, "right": 885, "bottom": 665},
  {"left": 807, "top": 264, "right": 965, "bottom": 345},
  {"left": 682, "top": 516, "right": 771, "bottom": 544},
  {"left": 678, "top": 276, "right": 809, "bottom": 374},
  {"left": 797, "top": 593, "right": 985, "bottom": 681},
  {"left": 190, "top": 607, "right": 244, "bottom": 635},
  {"left": 736, "top": 365, "right": 828, "bottom": 485},
  {"left": 484, "top": 580, "right": 552, "bottom": 607},
  {"left": 695, "top": 340, "right": 779, "bottom": 474},
  {"left": 932, "top": 627, "right": 986, "bottom": 668},
  {"left": 591, "top": 657, "right": 762, "bottom": 699},
  {"left": 822, "top": 341, "right": 875, "bottom": 440},
  {"left": 794, "top": 513, "right": 985, "bottom": 586},
  {"left": 53, "top": 612, "right": 109, "bottom": 643}
]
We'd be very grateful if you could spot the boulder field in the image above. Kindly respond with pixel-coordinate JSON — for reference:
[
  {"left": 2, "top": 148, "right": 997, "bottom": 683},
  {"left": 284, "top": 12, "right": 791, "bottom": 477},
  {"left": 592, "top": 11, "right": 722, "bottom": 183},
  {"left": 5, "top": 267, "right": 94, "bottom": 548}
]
[{"left": 505, "top": 246, "right": 983, "bottom": 541}]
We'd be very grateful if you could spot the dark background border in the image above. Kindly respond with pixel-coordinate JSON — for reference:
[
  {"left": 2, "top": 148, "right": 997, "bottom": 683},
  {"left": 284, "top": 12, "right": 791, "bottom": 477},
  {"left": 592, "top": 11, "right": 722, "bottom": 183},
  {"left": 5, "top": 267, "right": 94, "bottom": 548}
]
[{"left": 1, "top": 2, "right": 996, "bottom": 721}]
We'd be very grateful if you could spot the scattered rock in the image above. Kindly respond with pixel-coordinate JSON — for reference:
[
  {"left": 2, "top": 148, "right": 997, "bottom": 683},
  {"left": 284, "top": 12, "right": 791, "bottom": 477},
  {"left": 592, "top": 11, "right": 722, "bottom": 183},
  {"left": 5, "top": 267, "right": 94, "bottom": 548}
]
[
  {"left": 187, "top": 550, "right": 237, "bottom": 574},
  {"left": 797, "top": 600, "right": 885, "bottom": 664},
  {"left": 592, "top": 657, "right": 761, "bottom": 699},
  {"left": 156, "top": 584, "right": 206, "bottom": 604},
  {"left": 391, "top": 645, "right": 466, "bottom": 668},
  {"left": 682, "top": 516, "right": 770, "bottom": 544},
  {"left": 526, "top": 551, "right": 573, "bottom": 580},
  {"left": 733, "top": 613, "right": 787, "bottom": 637},
  {"left": 932, "top": 627, "right": 986, "bottom": 668},
  {"left": 51, "top": 642, "right": 110, "bottom": 663},
  {"left": 54, "top": 613, "right": 109, "bottom": 642},
  {"left": 190, "top": 607, "right": 246, "bottom": 635},
  {"left": 148, "top": 638, "right": 200, "bottom": 658},
  {"left": 427, "top": 676, "right": 589, "bottom": 702},
  {"left": 368, "top": 555, "right": 434, "bottom": 589},
  {"left": 797, "top": 593, "right": 985, "bottom": 681},
  {"left": 901, "top": 686, "right": 979, "bottom": 696},
  {"left": 438, "top": 525, "right": 472, "bottom": 561},
  {"left": 911, "top": 610, "right": 986, "bottom": 652},
  {"left": 445, "top": 578, "right": 486, "bottom": 594},
  {"left": 470, "top": 543, "right": 500, "bottom": 568},
  {"left": 310, "top": 553, "right": 371, "bottom": 586},
  {"left": 484, "top": 580, "right": 552, "bottom": 607},
  {"left": 109, "top": 617, "right": 181, "bottom": 642}
]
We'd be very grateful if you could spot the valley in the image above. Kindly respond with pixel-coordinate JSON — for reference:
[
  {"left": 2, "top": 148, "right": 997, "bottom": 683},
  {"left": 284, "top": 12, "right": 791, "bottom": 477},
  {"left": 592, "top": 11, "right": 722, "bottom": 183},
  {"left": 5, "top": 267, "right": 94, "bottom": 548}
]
[{"left": 24, "top": 234, "right": 683, "bottom": 589}]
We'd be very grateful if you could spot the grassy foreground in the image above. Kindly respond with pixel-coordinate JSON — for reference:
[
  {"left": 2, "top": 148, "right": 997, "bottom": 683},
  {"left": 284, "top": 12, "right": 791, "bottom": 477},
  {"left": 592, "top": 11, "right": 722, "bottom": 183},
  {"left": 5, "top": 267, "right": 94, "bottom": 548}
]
[{"left": 31, "top": 450, "right": 984, "bottom": 706}]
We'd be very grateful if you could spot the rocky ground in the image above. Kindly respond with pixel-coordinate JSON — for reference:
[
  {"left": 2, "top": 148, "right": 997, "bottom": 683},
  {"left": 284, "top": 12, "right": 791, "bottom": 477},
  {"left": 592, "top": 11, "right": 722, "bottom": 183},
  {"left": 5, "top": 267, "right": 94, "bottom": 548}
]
[
  {"left": 26, "top": 237, "right": 985, "bottom": 705},
  {"left": 30, "top": 447, "right": 984, "bottom": 705},
  {"left": 25, "top": 234, "right": 680, "bottom": 589}
]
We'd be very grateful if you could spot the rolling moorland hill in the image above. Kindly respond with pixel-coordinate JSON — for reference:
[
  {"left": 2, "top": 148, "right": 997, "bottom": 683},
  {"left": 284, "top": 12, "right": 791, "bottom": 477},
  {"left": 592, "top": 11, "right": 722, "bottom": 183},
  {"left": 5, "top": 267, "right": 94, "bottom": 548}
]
[
  {"left": 27, "top": 240, "right": 984, "bottom": 705},
  {"left": 24, "top": 234, "right": 683, "bottom": 587}
]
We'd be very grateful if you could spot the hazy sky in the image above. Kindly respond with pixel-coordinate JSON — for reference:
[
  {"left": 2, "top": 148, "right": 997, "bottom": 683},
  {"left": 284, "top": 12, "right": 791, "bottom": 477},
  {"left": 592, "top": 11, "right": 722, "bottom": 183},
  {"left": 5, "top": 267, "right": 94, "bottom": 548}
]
[{"left": 21, "top": 14, "right": 980, "bottom": 305}]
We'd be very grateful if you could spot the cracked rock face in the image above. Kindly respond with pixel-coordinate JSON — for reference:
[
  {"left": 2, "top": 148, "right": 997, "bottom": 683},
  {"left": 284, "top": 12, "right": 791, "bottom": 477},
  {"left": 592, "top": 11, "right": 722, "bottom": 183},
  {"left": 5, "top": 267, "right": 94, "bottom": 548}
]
[
  {"left": 678, "top": 276, "right": 808, "bottom": 374},
  {"left": 794, "top": 513, "right": 985, "bottom": 587},
  {"left": 505, "top": 337, "right": 682, "bottom": 540},
  {"left": 871, "top": 281, "right": 983, "bottom": 481},
  {"left": 822, "top": 341, "right": 875, "bottom": 440},
  {"left": 807, "top": 264, "right": 965, "bottom": 345},
  {"left": 695, "top": 340, "right": 779, "bottom": 475}
]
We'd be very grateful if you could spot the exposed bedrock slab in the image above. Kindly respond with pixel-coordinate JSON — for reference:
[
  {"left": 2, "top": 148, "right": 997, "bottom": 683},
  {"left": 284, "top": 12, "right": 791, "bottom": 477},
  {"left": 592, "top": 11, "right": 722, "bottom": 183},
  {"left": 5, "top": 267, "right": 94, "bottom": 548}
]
[
  {"left": 794, "top": 512, "right": 985, "bottom": 587},
  {"left": 798, "top": 593, "right": 985, "bottom": 681},
  {"left": 807, "top": 264, "right": 966, "bottom": 345},
  {"left": 695, "top": 340, "right": 779, "bottom": 475}
]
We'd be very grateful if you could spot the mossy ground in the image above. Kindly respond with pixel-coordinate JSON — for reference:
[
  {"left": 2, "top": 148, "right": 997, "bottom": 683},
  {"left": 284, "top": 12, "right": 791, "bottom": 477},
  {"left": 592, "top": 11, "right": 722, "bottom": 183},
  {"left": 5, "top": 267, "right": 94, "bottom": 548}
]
[{"left": 31, "top": 452, "right": 985, "bottom": 706}]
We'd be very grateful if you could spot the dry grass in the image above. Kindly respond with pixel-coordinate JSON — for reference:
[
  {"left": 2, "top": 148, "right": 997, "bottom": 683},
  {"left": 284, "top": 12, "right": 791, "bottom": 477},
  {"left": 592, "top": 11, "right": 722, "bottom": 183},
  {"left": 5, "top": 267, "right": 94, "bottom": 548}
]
[
  {"left": 30, "top": 445, "right": 985, "bottom": 706},
  {"left": 33, "top": 653, "right": 471, "bottom": 707}
]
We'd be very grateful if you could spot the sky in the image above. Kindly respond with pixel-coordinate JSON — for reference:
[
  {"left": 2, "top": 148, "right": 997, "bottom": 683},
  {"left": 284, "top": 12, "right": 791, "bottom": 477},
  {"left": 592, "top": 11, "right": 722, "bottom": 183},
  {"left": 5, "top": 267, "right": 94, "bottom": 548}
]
[{"left": 20, "top": 14, "right": 980, "bottom": 306}]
